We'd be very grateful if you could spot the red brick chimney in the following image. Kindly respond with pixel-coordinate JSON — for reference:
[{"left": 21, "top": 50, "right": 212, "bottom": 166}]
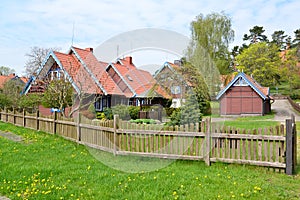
[
  {"left": 125, "top": 56, "right": 133, "bottom": 64},
  {"left": 85, "top": 47, "right": 93, "bottom": 52}
]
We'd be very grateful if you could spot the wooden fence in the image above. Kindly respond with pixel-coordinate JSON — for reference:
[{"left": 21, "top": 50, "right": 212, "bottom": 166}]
[{"left": 0, "top": 108, "right": 297, "bottom": 174}]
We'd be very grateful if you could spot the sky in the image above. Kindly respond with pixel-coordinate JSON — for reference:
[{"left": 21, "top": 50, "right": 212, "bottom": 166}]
[{"left": 0, "top": 0, "right": 299, "bottom": 75}]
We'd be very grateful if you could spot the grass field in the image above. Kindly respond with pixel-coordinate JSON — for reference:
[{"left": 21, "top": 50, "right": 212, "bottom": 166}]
[
  {"left": 0, "top": 121, "right": 299, "bottom": 200},
  {"left": 222, "top": 114, "right": 279, "bottom": 130}
]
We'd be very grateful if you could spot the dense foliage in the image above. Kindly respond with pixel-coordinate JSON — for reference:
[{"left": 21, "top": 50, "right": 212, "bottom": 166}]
[{"left": 235, "top": 42, "right": 281, "bottom": 87}]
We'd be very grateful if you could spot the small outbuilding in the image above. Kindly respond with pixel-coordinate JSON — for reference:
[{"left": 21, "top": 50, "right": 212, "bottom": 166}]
[{"left": 216, "top": 72, "right": 272, "bottom": 116}]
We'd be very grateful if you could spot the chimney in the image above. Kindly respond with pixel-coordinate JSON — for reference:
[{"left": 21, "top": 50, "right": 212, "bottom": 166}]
[
  {"left": 125, "top": 56, "right": 133, "bottom": 64},
  {"left": 85, "top": 47, "right": 93, "bottom": 52},
  {"left": 174, "top": 60, "right": 183, "bottom": 66},
  {"left": 9, "top": 73, "right": 16, "bottom": 77}
]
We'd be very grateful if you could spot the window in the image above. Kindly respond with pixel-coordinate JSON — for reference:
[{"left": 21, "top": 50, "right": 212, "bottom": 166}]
[
  {"left": 171, "top": 86, "right": 181, "bottom": 94},
  {"left": 234, "top": 77, "right": 248, "bottom": 86},
  {"left": 94, "top": 96, "right": 109, "bottom": 111},
  {"left": 126, "top": 75, "right": 133, "bottom": 81}
]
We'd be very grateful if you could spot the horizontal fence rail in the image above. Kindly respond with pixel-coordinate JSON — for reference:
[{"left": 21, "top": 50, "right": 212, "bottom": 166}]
[{"left": 0, "top": 108, "right": 297, "bottom": 174}]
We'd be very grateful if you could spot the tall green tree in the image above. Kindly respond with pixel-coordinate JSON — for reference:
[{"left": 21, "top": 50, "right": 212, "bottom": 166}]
[
  {"left": 235, "top": 42, "right": 281, "bottom": 87},
  {"left": 243, "top": 26, "right": 268, "bottom": 44},
  {"left": 187, "top": 12, "right": 234, "bottom": 95},
  {"left": 280, "top": 48, "right": 300, "bottom": 90},
  {"left": 292, "top": 29, "right": 300, "bottom": 59},
  {"left": 179, "top": 60, "right": 211, "bottom": 115},
  {"left": 292, "top": 29, "right": 300, "bottom": 48},
  {"left": 271, "top": 30, "right": 288, "bottom": 50}
]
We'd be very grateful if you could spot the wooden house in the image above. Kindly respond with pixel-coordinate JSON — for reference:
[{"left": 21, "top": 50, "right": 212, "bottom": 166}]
[
  {"left": 22, "top": 46, "right": 170, "bottom": 115},
  {"left": 216, "top": 72, "right": 272, "bottom": 116}
]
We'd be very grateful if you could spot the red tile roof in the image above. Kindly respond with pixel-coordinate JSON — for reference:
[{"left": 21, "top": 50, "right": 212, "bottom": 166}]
[
  {"left": 0, "top": 74, "right": 17, "bottom": 88},
  {"left": 83, "top": 53, "right": 124, "bottom": 96},
  {"left": 111, "top": 57, "right": 169, "bottom": 98},
  {"left": 26, "top": 47, "right": 170, "bottom": 100},
  {"left": 71, "top": 46, "right": 92, "bottom": 60},
  {"left": 53, "top": 51, "right": 103, "bottom": 94},
  {"left": 244, "top": 74, "right": 269, "bottom": 96},
  {"left": 0, "top": 75, "right": 10, "bottom": 88}
]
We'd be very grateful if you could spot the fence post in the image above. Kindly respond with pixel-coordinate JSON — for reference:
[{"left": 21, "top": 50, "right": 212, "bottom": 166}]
[
  {"left": 76, "top": 112, "right": 81, "bottom": 142},
  {"left": 36, "top": 110, "right": 39, "bottom": 131},
  {"left": 285, "top": 115, "right": 296, "bottom": 175},
  {"left": 5, "top": 107, "right": 8, "bottom": 122},
  {"left": 13, "top": 108, "right": 16, "bottom": 125},
  {"left": 205, "top": 118, "right": 211, "bottom": 166},
  {"left": 113, "top": 115, "right": 119, "bottom": 156},
  {"left": 53, "top": 111, "right": 57, "bottom": 134},
  {"left": 23, "top": 109, "right": 26, "bottom": 127}
]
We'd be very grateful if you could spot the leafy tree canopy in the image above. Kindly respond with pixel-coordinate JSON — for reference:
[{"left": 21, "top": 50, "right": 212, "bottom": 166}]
[
  {"left": 271, "top": 30, "right": 288, "bottom": 50},
  {"left": 187, "top": 12, "right": 234, "bottom": 77},
  {"left": 235, "top": 42, "right": 281, "bottom": 87},
  {"left": 243, "top": 26, "right": 268, "bottom": 44}
]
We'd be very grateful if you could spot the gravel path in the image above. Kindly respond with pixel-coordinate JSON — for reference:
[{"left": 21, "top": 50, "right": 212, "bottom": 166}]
[{"left": 272, "top": 99, "right": 300, "bottom": 122}]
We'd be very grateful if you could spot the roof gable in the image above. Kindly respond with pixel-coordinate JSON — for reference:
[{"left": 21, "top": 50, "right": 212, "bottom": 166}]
[{"left": 216, "top": 72, "right": 269, "bottom": 100}]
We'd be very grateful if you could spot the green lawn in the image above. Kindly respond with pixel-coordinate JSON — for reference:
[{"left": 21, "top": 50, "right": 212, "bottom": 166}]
[
  {"left": 0, "top": 122, "right": 299, "bottom": 199},
  {"left": 222, "top": 113, "right": 279, "bottom": 130}
]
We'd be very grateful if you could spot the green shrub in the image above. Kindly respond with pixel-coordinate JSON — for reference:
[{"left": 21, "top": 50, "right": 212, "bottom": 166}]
[
  {"left": 166, "top": 108, "right": 181, "bottom": 126},
  {"left": 0, "top": 93, "right": 12, "bottom": 109},
  {"left": 290, "top": 92, "right": 300, "bottom": 100},
  {"left": 111, "top": 104, "right": 130, "bottom": 120},
  {"left": 128, "top": 106, "right": 140, "bottom": 120},
  {"left": 103, "top": 107, "right": 113, "bottom": 120},
  {"left": 202, "top": 101, "right": 211, "bottom": 115},
  {"left": 165, "top": 107, "right": 179, "bottom": 117},
  {"left": 129, "top": 118, "right": 157, "bottom": 124}
]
